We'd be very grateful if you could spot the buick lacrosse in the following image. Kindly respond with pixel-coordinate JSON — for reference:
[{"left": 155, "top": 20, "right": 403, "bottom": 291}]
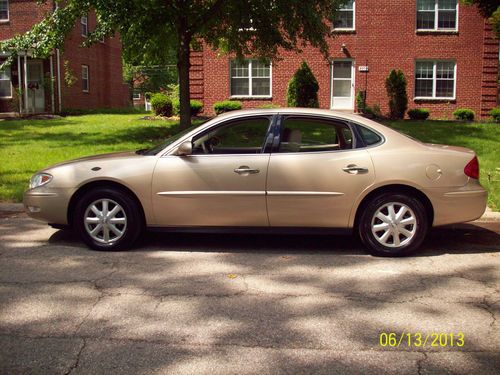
[{"left": 24, "top": 108, "right": 487, "bottom": 256}]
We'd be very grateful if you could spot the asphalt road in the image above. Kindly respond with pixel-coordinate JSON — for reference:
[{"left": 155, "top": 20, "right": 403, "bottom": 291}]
[{"left": 0, "top": 209, "right": 499, "bottom": 374}]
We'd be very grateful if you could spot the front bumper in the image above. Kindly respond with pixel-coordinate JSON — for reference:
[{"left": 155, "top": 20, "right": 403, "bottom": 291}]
[{"left": 23, "top": 187, "right": 74, "bottom": 225}]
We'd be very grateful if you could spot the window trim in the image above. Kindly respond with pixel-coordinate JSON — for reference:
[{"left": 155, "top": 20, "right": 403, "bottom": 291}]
[
  {"left": 229, "top": 59, "right": 272, "bottom": 99},
  {"left": 81, "top": 65, "right": 89, "bottom": 93},
  {"left": 0, "top": 65, "right": 12, "bottom": 99},
  {"left": 0, "top": 0, "right": 9, "bottom": 22},
  {"left": 416, "top": 0, "right": 459, "bottom": 32},
  {"left": 414, "top": 59, "right": 457, "bottom": 100},
  {"left": 333, "top": 0, "right": 355, "bottom": 31},
  {"left": 132, "top": 91, "right": 141, "bottom": 100},
  {"left": 81, "top": 15, "right": 88, "bottom": 37}
]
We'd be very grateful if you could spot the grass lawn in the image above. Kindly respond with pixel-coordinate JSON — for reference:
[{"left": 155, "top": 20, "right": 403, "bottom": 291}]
[{"left": 0, "top": 114, "right": 498, "bottom": 211}]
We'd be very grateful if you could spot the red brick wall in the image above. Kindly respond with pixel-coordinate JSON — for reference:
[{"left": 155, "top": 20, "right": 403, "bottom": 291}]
[{"left": 196, "top": 0, "right": 499, "bottom": 119}]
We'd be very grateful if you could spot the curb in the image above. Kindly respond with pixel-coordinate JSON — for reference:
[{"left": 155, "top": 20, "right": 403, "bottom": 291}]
[{"left": 1, "top": 203, "right": 499, "bottom": 222}]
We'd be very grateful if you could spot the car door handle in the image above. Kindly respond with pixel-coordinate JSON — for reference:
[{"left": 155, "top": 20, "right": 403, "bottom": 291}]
[
  {"left": 234, "top": 166, "right": 260, "bottom": 175},
  {"left": 342, "top": 164, "right": 369, "bottom": 174}
]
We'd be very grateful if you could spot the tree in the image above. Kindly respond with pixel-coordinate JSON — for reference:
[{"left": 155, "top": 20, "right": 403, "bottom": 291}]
[
  {"left": 462, "top": 0, "right": 500, "bottom": 37},
  {"left": 385, "top": 70, "right": 408, "bottom": 120},
  {"left": 286, "top": 61, "right": 319, "bottom": 108},
  {"left": 0, "top": 0, "right": 347, "bottom": 130}
]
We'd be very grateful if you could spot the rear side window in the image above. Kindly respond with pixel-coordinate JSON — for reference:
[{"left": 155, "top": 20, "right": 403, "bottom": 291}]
[
  {"left": 358, "top": 125, "right": 382, "bottom": 146},
  {"left": 278, "top": 117, "right": 353, "bottom": 153}
]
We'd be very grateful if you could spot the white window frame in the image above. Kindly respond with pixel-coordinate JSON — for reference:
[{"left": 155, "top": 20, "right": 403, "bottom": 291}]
[
  {"left": 416, "top": 0, "right": 458, "bottom": 32},
  {"left": 333, "top": 0, "right": 355, "bottom": 31},
  {"left": 133, "top": 91, "right": 141, "bottom": 100},
  {"left": 0, "top": 66, "right": 12, "bottom": 98},
  {"left": 82, "top": 65, "right": 89, "bottom": 93},
  {"left": 414, "top": 60, "right": 457, "bottom": 100},
  {"left": 229, "top": 59, "right": 272, "bottom": 99},
  {"left": 0, "top": 0, "right": 9, "bottom": 22},
  {"left": 81, "top": 15, "right": 88, "bottom": 37}
]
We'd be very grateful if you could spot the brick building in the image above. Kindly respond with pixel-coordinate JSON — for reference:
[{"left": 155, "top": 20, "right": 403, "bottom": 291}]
[
  {"left": 191, "top": 0, "right": 499, "bottom": 119},
  {"left": 0, "top": 0, "right": 129, "bottom": 115}
]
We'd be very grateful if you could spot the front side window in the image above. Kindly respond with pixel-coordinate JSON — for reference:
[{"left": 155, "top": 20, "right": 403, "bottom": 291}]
[
  {"left": 81, "top": 15, "right": 88, "bottom": 36},
  {"left": 415, "top": 61, "right": 455, "bottom": 99},
  {"left": 333, "top": 0, "right": 355, "bottom": 30},
  {"left": 417, "top": 0, "right": 457, "bottom": 31},
  {"left": 192, "top": 117, "right": 270, "bottom": 155},
  {"left": 278, "top": 117, "right": 353, "bottom": 153},
  {"left": 230, "top": 59, "right": 271, "bottom": 97},
  {"left": 82, "top": 65, "right": 89, "bottom": 92},
  {"left": 0, "top": 0, "right": 9, "bottom": 21},
  {"left": 0, "top": 66, "right": 11, "bottom": 98}
]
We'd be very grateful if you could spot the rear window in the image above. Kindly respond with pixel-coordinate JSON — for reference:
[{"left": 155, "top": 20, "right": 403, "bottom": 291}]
[{"left": 358, "top": 125, "right": 382, "bottom": 146}]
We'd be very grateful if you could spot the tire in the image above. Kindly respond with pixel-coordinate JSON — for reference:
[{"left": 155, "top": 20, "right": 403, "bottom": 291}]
[
  {"left": 74, "top": 187, "right": 144, "bottom": 251},
  {"left": 358, "top": 193, "right": 428, "bottom": 257}
]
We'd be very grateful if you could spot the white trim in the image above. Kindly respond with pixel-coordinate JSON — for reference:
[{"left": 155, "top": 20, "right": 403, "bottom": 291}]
[
  {"left": 81, "top": 65, "right": 89, "bottom": 93},
  {"left": 0, "top": 0, "right": 9, "bottom": 22},
  {"left": 56, "top": 49, "right": 62, "bottom": 112},
  {"left": 50, "top": 55, "right": 55, "bottom": 113},
  {"left": 81, "top": 15, "right": 88, "bottom": 37},
  {"left": 416, "top": 0, "right": 458, "bottom": 32},
  {"left": 330, "top": 59, "right": 355, "bottom": 110},
  {"left": 229, "top": 59, "right": 272, "bottom": 98},
  {"left": 333, "top": 0, "right": 355, "bottom": 31},
  {"left": 414, "top": 59, "right": 456, "bottom": 100},
  {"left": 0, "top": 64, "right": 12, "bottom": 99}
]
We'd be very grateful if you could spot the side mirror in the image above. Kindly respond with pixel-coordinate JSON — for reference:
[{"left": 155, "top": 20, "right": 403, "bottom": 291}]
[{"left": 176, "top": 140, "right": 193, "bottom": 156}]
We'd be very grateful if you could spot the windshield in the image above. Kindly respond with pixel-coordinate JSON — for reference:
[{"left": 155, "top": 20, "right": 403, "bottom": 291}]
[{"left": 142, "top": 123, "right": 203, "bottom": 156}]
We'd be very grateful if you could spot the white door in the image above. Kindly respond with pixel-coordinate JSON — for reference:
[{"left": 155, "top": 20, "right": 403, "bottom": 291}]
[
  {"left": 27, "top": 61, "right": 45, "bottom": 113},
  {"left": 330, "top": 60, "right": 354, "bottom": 110}
]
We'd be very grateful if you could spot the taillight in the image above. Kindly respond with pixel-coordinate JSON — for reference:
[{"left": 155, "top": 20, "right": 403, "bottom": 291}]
[{"left": 464, "top": 156, "right": 479, "bottom": 179}]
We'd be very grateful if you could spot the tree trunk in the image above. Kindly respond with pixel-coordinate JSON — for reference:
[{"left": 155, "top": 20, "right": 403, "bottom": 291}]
[{"left": 177, "top": 32, "right": 192, "bottom": 130}]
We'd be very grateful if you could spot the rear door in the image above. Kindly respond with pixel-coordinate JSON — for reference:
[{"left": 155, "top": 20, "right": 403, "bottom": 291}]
[{"left": 266, "top": 115, "right": 375, "bottom": 228}]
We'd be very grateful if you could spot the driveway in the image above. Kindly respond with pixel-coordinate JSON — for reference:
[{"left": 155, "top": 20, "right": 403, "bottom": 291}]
[{"left": 0, "top": 207, "right": 499, "bottom": 374}]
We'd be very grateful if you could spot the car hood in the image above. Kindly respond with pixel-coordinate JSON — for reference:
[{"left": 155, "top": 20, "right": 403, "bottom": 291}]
[{"left": 42, "top": 151, "right": 142, "bottom": 171}]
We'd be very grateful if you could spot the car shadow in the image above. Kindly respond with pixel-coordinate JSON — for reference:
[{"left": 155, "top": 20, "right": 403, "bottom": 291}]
[{"left": 48, "top": 222, "right": 500, "bottom": 257}]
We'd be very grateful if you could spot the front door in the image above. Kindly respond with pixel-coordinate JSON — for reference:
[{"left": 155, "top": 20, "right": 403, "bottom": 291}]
[
  {"left": 266, "top": 115, "right": 374, "bottom": 228},
  {"left": 330, "top": 60, "right": 354, "bottom": 111},
  {"left": 27, "top": 61, "right": 45, "bottom": 113},
  {"left": 151, "top": 116, "right": 273, "bottom": 227}
]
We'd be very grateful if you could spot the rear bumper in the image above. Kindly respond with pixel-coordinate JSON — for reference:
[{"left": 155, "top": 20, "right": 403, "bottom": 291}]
[
  {"left": 426, "top": 181, "right": 487, "bottom": 226},
  {"left": 23, "top": 188, "right": 74, "bottom": 225}
]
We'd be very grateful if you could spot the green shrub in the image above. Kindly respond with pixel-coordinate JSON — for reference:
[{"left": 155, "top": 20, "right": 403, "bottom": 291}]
[
  {"left": 258, "top": 103, "right": 280, "bottom": 109},
  {"left": 172, "top": 99, "right": 204, "bottom": 116},
  {"left": 490, "top": 107, "right": 500, "bottom": 123},
  {"left": 213, "top": 100, "right": 242, "bottom": 115},
  {"left": 150, "top": 93, "right": 173, "bottom": 117},
  {"left": 385, "top": 70, "right": 408, "bottom": 119},
  {"left": 453, "top": 108, "right": 475, "bottom": 121},
  {"left": 408, "top": 108, "right": 430, "bottom": 120},
  {"left": 356, "top": 91, "right": 366, "bottom": 113},
  {"left": 286, "top": 61, "right": 319, "bottom": 108}
]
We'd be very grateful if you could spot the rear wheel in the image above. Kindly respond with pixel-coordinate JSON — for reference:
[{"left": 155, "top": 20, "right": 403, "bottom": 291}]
[
  {"left": 358, "top": 193, "right": 428, "bottom": 257},
  {"left": 74, "top": 188, "right": 144, "bottom": 251}
]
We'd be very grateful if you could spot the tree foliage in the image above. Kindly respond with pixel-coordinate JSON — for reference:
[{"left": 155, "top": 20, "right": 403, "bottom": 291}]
[
  {"left": 385, "top": 70, "right": 408, "bottom": 120},
  {"left": 0, "top": 0, "right": 347, "bottom": 129},
  {"left": 462, "top": 0, "right": 500, "bottom": 37},
  {"left": 286, "top": 61, "right": 319, "bottom": 108}
]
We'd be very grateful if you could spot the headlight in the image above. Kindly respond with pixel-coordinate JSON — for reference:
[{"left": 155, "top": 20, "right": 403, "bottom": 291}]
[{"left": 29, "top": 173, "right": 53, "bottom": 189}]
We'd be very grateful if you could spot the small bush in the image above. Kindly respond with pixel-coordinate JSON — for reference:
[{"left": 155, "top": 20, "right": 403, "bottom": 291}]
[
  {"left": 385, "top": 69, "right": 408, "bottom": 119},
  {"left": 150, "top": 93, "right": 173, "bottom": 117},
  {"left": 258, "top": 104, "right": 280, "bottom": 109},
  {"left": 172, "top": 99, "right": 204, "bottom": 116},
  {"left": 408, "top": 108, "right": 430, "bottom": 120},
  {"left": 490, "top": 107, "right": 500, "bottom": 123},
  {"left": 453, "top": 108, "right": 475, "bottom": 121},
  {"left": 286, "top": 61, "right": 319, "bottom": 108},
  {"left": 356, "top": 91, "right": 366, "bottom": 113},
  {"left": 213, "top": 100, "right": 242, "bottom": 115}
]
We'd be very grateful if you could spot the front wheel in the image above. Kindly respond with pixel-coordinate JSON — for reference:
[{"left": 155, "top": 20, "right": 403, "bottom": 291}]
[
  {"left": 358, "top": 193, "right": 428, "bottom": 257},
  {"left": 74, "top": 188, "right": 144, "bottom": 251}
]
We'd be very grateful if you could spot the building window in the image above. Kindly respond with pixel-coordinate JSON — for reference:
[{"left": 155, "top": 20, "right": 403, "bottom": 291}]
[
  {"left": 81, "top": 15, "right": 88, "bottom": 37},
  {"left": 333, "top": 0, "right": 355, "bottom": 30},
  {"left": 417, "top": 0, "right": 458, "bottom": 31},
  {"left": 82, "top": 65, "right": 89, "bottom": 92},
  {"left": 132, "top": 90, "right": 141, "bottom": 100},
  {"left": 230, "top": 59, "right": 271, "bottom": 97},
  {"left": 0, "top": 0, "right": 8, "bottom": 21},
  {"left": 0, "top": 66, "right": 11, "bottom": 98},
  {"left": 415, "top": 61, "right": 456, "bottom": 99}
]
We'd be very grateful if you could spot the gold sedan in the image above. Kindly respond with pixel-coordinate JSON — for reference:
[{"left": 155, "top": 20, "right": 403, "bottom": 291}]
[{"left": 23, "top": 109, "right": 487, "bottom": 256}]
